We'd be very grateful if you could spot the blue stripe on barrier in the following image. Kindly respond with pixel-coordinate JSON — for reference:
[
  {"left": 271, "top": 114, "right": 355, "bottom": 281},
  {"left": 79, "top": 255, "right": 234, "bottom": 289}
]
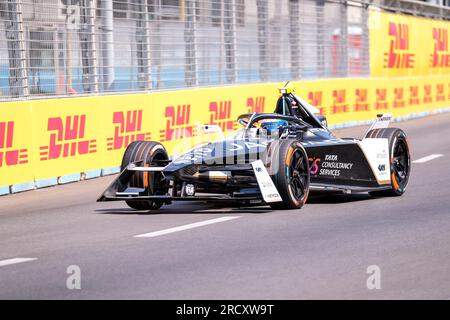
[
  {"left": 84, "top": 169, "right": 102, "bottom": 180},
  {"left": 58, "top": 173, "right": 81, "bottom": 184},
  {"left": 11, "top": 182, "right": 35, "bottom": 193},
  {"left": 101, "top": 166, "right": 120, "bottom": 176},
  {"left": 35, "top": 178, "right": 58, "bottom": 189},
  {"left": 0, "top": 186, "right": 10, "bottom": 196}
]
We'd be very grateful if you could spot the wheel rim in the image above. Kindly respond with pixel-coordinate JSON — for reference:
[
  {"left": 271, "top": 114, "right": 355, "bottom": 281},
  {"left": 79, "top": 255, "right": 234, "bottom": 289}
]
[
  {"left": 288, "top": 148, "right": 308, "bottom": 201},
  {"left": 393, "top": 139, "right": 410, "bottom": 189}
]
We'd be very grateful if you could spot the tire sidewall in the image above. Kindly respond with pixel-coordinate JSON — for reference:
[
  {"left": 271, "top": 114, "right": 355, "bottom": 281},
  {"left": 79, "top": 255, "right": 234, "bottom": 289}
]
[
  {"left": 266, "top": 139, "right": 310, "bottom": 209},
  {"left": 388, "top": 130, "right": 410, "bottom": 195}
]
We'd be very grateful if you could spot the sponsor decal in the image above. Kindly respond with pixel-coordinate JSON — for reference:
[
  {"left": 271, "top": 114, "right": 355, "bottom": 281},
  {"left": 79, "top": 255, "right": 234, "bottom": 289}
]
[
  {"left": 320, "top": 154, "right": 354, "bottom": 177},
  {"left": 393, "top": 87, "right": 405, "bottom": 108},
  {"left": 209, "top": 100, "right": 237, "bottom": 132},
  {"left": 39, "top": 115, "right": 97, "bottom": 161},
  {"left": 307, "top": 91, "right": 325, "bottom": 115},
  {"left": 308, "top": 157, "right": 321, "bottom": 175},
  {"left": 0, "top": 121, "right": 28, "bottom": 167},
  {"left": 384, "top": 22, "right": 415, "bottom": 69},
  {"left": 378, "top": 164, "right": 386, "bottom": 172},
  {"left": 375, "top": 88, "right": 389, "bottom": 110},
  {"left": 331, "top": 90, "right": 348, "bottom": 114},
  {"left": 247, "top": 96, "right": 265, "bottom": 113},
  {"left": 424, "top": 84, "right": 433, "bottom": 103},
  {"left": 409, "top": 85, "right": 420, "bottom": 105},
  {"left": 354, "top": 88, "right": 369, "bottom": 112},
  {"left": 160, "top": 105, "right": 197, "bottom": 142},
  {"left": 448, "top": 83, "right": 450, "bottom": 101},
  {"left": 436, "top": 83, "right": 445, "bottom": 102},
  {"left": 430, "top": 28, "right": 450, "bottom": 68},
  {"left": 376, "top": 148, "right": 388, "bottom": 159},
  {"left": 251, "top": 159, "right": 282, "bottom": 203},
  {"left": 309, "top": 154, "right": 354, "bottom": 177},
  {"left": 107, "top": 110, "right": 151, "bottom": 151}
]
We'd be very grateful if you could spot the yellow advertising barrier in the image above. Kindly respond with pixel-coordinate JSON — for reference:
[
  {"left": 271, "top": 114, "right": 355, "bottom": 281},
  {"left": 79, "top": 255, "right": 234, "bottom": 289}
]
[
  {"left": 1, "top": 75, "right": 449, "bottom": 187},
  {"left": 369, "top": 10, "right": 450, "bottom": 77}
]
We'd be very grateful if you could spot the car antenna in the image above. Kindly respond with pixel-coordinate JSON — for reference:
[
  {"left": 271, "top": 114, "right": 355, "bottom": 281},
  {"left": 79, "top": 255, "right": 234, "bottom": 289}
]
[{"left": 282, "top": 81, "right": 290, "bottom": 115}]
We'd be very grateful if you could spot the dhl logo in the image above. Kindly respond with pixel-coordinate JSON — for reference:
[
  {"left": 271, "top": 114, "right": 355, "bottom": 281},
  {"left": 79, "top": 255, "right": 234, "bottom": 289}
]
[
  {"left": 40, "top": 115, "right": 97, "bottom": 161},
  {"left": 247, "top": 97, "right": 265, "bottom": 113},
  {"left": 375, "top": 88, "right": 389, "bottom": 109},
  {"left": 160, "top": 105, "right": 197, "bottom": 142},
  {"left": 436, "top": 83, "right": 445, "bottom": 102},
  {"left": 384, "top": 22, "right": 415, "bottom": 69},
  {"left": 307, "top": 91, "right": 325, "bottom": 115},
  {"left": 409, "top": 86, "right": 420, "bottom": 105},
  {"left": 0, "top": 121, "right": 28, "bottom": 167},
  {"left": 354, "top": 89, "right": 369, "bottom": 112},
  {"left": 424, "top": 84, "right": 433, "bottom": 104},
  {"left": 209, "top": 100, "right": 237, "bottom": 132},
  {"left": 430, "top": 28, "right": 450, "bottom": 68},
  {"left": 331, "top": 90, "right": 348, "bottom": 114},
  {"left": 107, "top": 110, "right": 151, "bottom": 151},
  {"left": 393, "top": 88, "right": 405, "bottom": 108}
]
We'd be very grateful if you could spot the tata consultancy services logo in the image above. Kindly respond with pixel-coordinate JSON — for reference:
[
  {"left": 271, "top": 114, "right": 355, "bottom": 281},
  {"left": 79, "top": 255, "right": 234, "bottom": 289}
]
[
  {"left": 0, "top": 121, "right": 28, "bottom": 167},
  {"left": 430, "top": 28, "right": 450, "bottom": 68},
  {"left": 384, "top": 22, "right": 415, "bottom": 69}
]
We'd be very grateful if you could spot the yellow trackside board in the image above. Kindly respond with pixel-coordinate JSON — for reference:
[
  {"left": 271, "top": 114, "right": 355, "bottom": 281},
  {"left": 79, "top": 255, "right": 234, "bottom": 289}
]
[
  {"left": 1, "top": 74, "right": 449, "bottom": 186},
  {"left": 369, "top": 10, "right": 450, "bottom": 77}
]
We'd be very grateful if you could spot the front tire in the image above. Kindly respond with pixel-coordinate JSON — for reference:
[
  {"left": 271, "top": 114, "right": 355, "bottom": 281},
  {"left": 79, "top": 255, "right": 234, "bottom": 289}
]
[
  {"left": 367, "top": 128, "right": 411, "bottom": 197},
  {"left": 121, "top": 141, "right": 169, "bottom": 210},
  {"left": 264, "top": 139, "right": 310, "bottom": 210}
]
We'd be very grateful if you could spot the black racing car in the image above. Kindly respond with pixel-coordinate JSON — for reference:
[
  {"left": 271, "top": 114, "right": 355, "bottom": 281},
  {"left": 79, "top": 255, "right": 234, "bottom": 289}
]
[{"left": 98, "top": 86, "right": 411, "bottom": 210}]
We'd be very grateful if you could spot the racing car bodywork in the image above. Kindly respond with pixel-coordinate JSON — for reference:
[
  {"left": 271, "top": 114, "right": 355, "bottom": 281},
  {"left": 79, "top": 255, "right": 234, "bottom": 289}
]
[{"left": 98, "top": 86, "right": 411, "bottom": 210}]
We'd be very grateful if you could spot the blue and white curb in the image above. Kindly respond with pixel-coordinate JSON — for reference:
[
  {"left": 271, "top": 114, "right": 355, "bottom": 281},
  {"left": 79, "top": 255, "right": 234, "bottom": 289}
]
[
  {"left": 58, "top": 173, "right": 81, "bottom": 184},
  {"left": 83, "top": 169, "right": 102, "bottom": 180},
  {"left": 10, "top": 182, "right": 35, "bottom": 193},
  {"left": 35, "top": 178, "right": 58, "bottom": 189},
  {"left": 101, "top": 166, "right": 120, "bottom": 176},
  {"left": 0, "top": 186, "right": 10, "bottom": 196}
]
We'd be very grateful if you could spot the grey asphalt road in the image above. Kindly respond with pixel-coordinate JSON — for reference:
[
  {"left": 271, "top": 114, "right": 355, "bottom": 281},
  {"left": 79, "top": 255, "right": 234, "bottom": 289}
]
[{"left": 1, "top": 113, "right": 450, "bottom": 300}]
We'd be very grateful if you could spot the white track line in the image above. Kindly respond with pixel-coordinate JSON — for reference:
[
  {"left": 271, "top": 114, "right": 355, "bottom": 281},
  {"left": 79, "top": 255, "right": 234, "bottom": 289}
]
[
  {"left": 0, "top": 257, "right": 37, "bottom": 267},
  {"left": 134, "top": 216, "right": 241, "bottom": 238},
  {"left": 412, "top": 154, "right": 443, "bottom": 164}
]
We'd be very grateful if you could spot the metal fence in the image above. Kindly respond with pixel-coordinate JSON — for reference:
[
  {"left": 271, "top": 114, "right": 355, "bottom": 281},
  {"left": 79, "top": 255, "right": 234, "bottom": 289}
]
[{"left": 0, "top": 0, "right": 448, "bottom": 100}]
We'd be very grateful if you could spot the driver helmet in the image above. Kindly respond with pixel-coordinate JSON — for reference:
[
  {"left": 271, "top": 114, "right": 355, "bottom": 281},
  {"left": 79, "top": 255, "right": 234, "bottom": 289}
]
[{"left": 260, "top": 120, "right": 288, "bottom": 136}]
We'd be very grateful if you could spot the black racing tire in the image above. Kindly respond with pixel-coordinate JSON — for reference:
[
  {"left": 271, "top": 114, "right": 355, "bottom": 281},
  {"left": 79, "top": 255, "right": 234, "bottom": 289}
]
[
  {"left": 264, "top": 139, "right": 310, "bottom": 210},
  {"left": 366, "top": 128, "right": 411, "bottom": 197},
  {"left": 121, "top": 140, "right": 169, "bottom": 210}
]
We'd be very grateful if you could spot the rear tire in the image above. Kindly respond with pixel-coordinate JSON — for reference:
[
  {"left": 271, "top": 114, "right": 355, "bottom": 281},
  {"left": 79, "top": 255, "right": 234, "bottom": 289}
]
[
  {"left": 121, "top": 141, "right": 169, "bottom": 210},
  {"left": 264, "top": 139, "right": 310, "bottom": 210},
  {"left": 367, "top": 128, "right": 411, "bottom": 197}
]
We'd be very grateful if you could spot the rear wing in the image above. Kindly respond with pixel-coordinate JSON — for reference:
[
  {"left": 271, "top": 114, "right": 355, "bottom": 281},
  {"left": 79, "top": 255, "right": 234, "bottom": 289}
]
[{"left": 364, "top": 114, "right": 392, "bottom": 138}]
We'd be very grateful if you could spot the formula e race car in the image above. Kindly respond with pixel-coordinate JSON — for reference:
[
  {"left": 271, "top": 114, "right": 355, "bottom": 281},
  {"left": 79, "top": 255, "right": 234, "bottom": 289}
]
[{"left": 98, "top": 86, "right": 411, "bottom": 210}]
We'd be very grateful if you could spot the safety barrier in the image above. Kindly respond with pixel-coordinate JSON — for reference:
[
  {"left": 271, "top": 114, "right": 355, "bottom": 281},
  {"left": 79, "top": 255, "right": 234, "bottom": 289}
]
[
  {"left": 1, "top": 74, "right": 449, "bottom": 194},
  {"left": 1, "top": 7, "right": 450, "bottom": 194},
  {"left": 369, "top": 10, "right": 450, "bottom": 77}
]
